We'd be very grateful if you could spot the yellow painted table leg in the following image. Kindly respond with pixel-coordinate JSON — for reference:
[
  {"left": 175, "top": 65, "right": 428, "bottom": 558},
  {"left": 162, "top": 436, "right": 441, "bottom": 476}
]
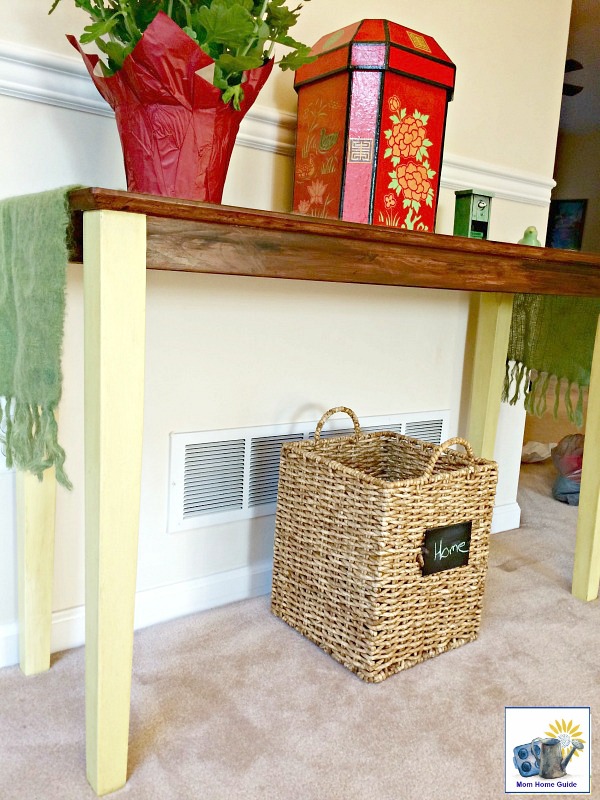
[
  {"left": 466, "top": 293, "right": 514, "bottom": 460},
  {"left": 83, "top": 210, "right": 147, "bottom": 795},
  {"left": 17, "top": 467, "right": 57, "bottom": 676},
  {"left": 572, "top": 315, "right": 600, "bottom": 602}
]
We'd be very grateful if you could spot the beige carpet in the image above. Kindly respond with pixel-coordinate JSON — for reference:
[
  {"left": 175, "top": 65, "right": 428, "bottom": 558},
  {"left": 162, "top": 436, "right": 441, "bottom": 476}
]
[{"left": 0, "top": 462, "right": 597, "bottom": 800}]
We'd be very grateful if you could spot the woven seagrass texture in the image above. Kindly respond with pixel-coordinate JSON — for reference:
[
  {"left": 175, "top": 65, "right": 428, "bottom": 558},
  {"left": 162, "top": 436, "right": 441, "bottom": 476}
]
[{"left": 271, "top": 407, "right": 498, "bottom": 683}]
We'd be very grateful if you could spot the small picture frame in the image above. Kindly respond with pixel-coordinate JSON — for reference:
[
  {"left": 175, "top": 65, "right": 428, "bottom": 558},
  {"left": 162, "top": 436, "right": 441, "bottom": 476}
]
[{"left": 545, "top": 199, "right": 587, "bottom": 251}]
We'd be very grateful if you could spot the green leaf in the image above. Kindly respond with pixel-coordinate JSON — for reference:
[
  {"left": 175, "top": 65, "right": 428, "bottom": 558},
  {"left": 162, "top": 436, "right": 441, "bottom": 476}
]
[
  {"left": 266, "top": 0, "right": 303, "bottom": 33},
  {"left": 423, "top": 139, "right": 432, "bottom": 148},
  {"left": 255, "top": 20, "right": 271, "bottom": 42},
  {"left": 96, "top": 39, "right": 133, "bottom": 71},
  {"left": 279, "top": 46, "right": 315, "bottom": 71},
  {"left": 273, "top": 33, "right": 308, "bottom": 50},
  {"left": 207, "top": 0, "right": 254, "bottom": 9},
  {"left": 183, "top": 25, "right": 199, "bottom": 43},
  {"left": 403, "top": 198, "right": 411, "bottom": 208},
  {"left": 221, "top": 83, "right": 245, "bottom": 110},
  {"left": 212, "top": 63, "right": 230, "bottom": 90},
  {"left": 391, "top": 156, "right": 400, "bottom": 166},
  {"left": 412, "top": 199, "right": 420, "bottom": 211},
  {"left": 425, "top": 194, "right": 433, "bottom": 207},
  {"left": 133, "top": 2, "right": 162, "bottom": 32},
  {"left": 196, "top": 2, "right": 255, "bottom": 49},
  {"left": 384, "top": 147, "right": 392, "bottom": 159},
  {"left": 216, "top": 52, "right": 265, "bottom": 72},
  {"left": 420, "top": 113, "right": 429, "bottom": 125},
  {"left": 390, "top": 115, "right": 400, "bottom": 125},
  {"left": 427, "top": 168, "right": 436, "bottom": 179},
  {"left": 79, "top": 17, "right": 119, "bottom": 45}
]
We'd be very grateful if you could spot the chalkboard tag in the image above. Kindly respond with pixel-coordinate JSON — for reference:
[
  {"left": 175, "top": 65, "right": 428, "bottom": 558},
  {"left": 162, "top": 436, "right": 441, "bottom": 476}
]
[{"left": 421, "top": 521, "right": 472, "bottom": 576}]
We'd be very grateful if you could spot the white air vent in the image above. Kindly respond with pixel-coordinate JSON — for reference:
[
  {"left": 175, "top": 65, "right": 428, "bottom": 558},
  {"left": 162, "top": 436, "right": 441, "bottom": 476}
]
[
  {"left": 249, "top": 433, "right": 304, "bottom": 507},
  {"left": 183, "top": 439, "right": 245, "bottom": 517},
  {"left": 405, "top": 417, "right": 445, "bottom": 442},
  {"left": 168, "top": 409, "right": 449, "bottom": 533}
]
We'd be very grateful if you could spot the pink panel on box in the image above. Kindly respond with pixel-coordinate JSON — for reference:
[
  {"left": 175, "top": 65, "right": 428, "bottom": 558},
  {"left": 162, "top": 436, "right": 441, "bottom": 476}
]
[
  {"left": 341, "top": 70, "right": 382, "bottom": 224},
  {"left": 351, "top": 43, "right": 386, "bottom": 67}
]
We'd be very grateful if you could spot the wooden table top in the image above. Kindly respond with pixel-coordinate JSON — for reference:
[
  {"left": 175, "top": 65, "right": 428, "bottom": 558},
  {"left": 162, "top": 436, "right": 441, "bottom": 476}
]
[{"left": 68, "top": 187, "right": 600, "bottom": 297}]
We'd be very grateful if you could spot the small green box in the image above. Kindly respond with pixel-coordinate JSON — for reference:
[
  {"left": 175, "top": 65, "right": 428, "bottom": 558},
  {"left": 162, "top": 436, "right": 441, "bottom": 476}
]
[{"left": 453, "top": 190, "right": 492, "bottom": 239}]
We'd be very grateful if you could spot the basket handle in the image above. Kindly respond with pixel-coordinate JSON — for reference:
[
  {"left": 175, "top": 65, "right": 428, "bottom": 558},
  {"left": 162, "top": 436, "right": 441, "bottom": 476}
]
[
  {"left": 422, "top": 437, "right": 475, "bottom": 479},
  {"left": 314, "top": 406, "right": 362, "bottom": 444}
]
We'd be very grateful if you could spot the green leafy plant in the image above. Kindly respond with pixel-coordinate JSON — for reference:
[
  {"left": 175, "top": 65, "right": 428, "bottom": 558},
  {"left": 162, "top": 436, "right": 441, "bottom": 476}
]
[{"left": 49, "top": 0, "right": 314, "bottom": 109}]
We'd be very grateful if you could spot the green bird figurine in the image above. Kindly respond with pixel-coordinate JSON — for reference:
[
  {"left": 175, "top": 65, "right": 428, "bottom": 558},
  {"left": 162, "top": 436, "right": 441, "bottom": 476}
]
[{"left": 518, "top": 226, "right": 542, "bottom": 246}]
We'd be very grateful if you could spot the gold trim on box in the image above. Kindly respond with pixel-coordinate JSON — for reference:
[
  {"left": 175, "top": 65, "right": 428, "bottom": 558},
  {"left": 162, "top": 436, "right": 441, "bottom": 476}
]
[{"left": 407, "top": 30, "right": 431, "bottom": 53}]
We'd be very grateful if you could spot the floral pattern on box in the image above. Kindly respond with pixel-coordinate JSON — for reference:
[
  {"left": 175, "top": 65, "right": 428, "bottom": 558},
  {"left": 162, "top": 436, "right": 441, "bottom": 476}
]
[{"left": 378, "top": 96, "right": 437, "bottom": 231}]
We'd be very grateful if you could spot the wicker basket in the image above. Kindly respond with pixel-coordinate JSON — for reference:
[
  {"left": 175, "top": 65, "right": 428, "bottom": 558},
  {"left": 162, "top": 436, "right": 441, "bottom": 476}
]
[{"left": 271, "top": 406, "right": 498, "bottom": 683}]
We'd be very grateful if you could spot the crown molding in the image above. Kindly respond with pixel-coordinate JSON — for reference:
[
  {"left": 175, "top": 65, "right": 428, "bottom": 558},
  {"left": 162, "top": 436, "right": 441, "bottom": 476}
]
[{"left": 440, "top": 153, "right": 555, "bottom": 206}]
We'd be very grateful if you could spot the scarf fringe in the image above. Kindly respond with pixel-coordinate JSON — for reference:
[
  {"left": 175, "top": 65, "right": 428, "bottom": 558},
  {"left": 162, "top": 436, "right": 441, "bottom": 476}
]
[
  {"left": 503, "top": 361, "right": 585, "bottom": 428},
  {"left": 0, "top": 398, "right": 72, "bottom": 489}
]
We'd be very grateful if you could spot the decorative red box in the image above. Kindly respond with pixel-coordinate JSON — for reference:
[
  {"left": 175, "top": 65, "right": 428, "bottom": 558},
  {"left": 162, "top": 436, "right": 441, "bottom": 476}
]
[{"left": 292, "top": 20, "right": 455, "bottom": 232}]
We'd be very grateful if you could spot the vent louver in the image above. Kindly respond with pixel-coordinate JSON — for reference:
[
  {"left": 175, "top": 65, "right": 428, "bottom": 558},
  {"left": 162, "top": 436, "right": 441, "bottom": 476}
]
[
  {"left": 183, "top": 439, "right": 245, "bottom": 518},
  {"left": 249, "top": 433, "right": 304, "bottom": 507},
  {"left": 309, "top": 423, "right": 404, "bottom": 438},
  {"left": 168, "top": 409, "right": 449, "bottom": 532},
  {"left": 405, "top": 418, "right": 444, "bottom": 443}
]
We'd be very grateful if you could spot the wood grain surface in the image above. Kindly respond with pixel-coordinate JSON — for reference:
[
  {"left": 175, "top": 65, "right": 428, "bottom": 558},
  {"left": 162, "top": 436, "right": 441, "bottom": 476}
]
[{"left": 68, "top": 187, "right": 600, "bottom": 296}]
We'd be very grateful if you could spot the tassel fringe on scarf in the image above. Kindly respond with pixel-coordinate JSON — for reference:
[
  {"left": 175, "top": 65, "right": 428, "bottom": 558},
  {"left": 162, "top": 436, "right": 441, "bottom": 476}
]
[
  {"left": 503, "top": 293, "right": 600, "bottom": 429},
  {"left": 502, "top": 362, "right": 587, "bottom": 429}
]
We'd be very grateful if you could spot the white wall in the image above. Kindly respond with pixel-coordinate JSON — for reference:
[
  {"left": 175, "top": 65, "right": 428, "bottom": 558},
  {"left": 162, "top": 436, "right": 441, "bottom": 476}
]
[{"left": 0, "top": 0, "right": 571, "bottom": 663}]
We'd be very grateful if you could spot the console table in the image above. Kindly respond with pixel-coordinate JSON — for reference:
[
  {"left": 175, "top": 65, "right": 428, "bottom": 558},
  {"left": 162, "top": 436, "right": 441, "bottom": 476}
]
[{"left": 17, "top": 188, "right": 600, "bottom": 795}]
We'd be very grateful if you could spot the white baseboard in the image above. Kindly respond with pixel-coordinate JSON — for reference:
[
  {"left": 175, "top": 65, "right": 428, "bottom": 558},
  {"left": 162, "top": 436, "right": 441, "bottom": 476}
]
[
  {"left": 491, "top": 501, "right": 521, "bottom": 534},
  {"left": 0, "top": 560, "right": 273, "bottom": 670},
  {"left": 0, "top": 622, "right": 19, "bottom": 671},
  {"left": 0, "top": 499, "right": 520, "bottom": 670},
  {"left": 133, "top": 559, "right": 273, "bottom": 630}
]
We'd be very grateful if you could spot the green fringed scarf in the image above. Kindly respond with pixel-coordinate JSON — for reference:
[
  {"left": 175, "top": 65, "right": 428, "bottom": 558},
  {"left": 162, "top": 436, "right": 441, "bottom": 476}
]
[
  {"left": 0, "top": 187, "right": 75, "bottom": 489},
  {"left": 503, "top": 293, "right": 600, "bottom": 428}
]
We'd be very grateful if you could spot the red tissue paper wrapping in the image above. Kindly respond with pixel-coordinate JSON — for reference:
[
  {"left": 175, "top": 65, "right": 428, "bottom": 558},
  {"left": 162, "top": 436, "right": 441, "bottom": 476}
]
[{"left": 70, "top": 12, "right": 273, "bottom": 202}]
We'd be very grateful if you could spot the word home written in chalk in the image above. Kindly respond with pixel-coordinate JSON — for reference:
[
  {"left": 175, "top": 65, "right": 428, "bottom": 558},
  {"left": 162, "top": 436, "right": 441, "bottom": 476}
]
[{"left": 421, "top": 521, "right": 472, "bottom": 575}]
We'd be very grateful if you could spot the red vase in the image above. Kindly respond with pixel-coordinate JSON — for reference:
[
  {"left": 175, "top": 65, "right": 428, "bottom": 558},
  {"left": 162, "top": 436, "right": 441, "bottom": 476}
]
[{"left": 69, "top": 12, "right": 273, "bottom": 202}]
